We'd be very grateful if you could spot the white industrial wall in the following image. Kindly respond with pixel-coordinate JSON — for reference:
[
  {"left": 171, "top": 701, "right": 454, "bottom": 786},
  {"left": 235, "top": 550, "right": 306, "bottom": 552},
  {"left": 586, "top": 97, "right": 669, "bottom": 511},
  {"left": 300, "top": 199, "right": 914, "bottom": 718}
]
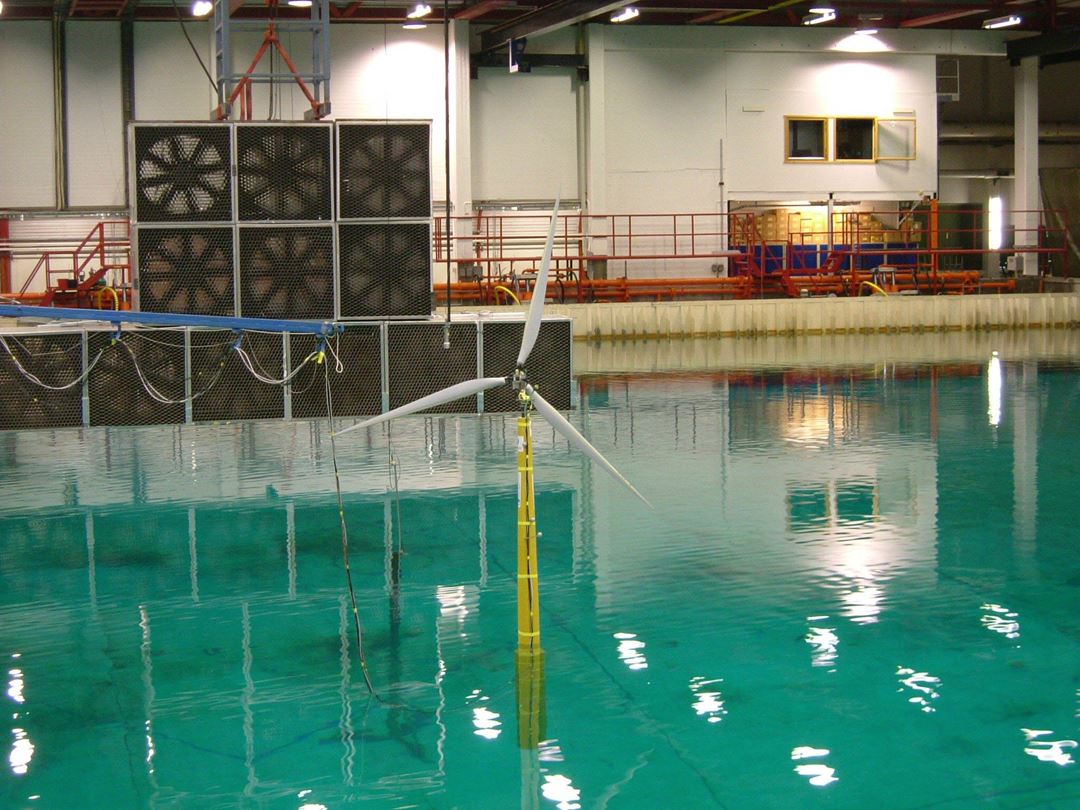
[
  {"left": 470, "top": 69, "right": 579, "bottom": 202},
  {"left": 0, "top": 22, "right": 57, "bottom": 209}
]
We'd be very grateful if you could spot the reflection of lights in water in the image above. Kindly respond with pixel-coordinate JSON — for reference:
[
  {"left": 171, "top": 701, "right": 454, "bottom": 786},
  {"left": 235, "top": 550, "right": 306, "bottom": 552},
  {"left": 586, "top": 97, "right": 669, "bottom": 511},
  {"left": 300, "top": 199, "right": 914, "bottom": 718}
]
[
  {"left": 614, "top": 632, "right": 648, "bottom": 670},
  {"left": 538, "top": 739, "right": 565, "bottom": 762},
  {"left": 1022, "top": 729, "right": 1077, "bottom": 766},
  {"left": 9, "top": 728, "right": 34, "bottom": 775},
  {"left": 298, "top": 804, "right": 328, "bottom": 810},
  {"left": 689, "top": 676, "right": 727, "bottom": 723},
  {"left": 988, "top": 352, "right": 1003, "bottom": 427},
  {"left": 791, "top": 747, "right": 837, "bottom": 786},
  {"left": 541, "top": 773, "right": 582, "bottom": 810},
  {"left": 7, "top": 669, "right": 25, "bottom": 703},
  {"left": 466, "top": 690, "right": 501, "bottom": 740},
  {"left": 841, "top": 581, "right": 884, "bottom": 624},
  {"left": 783, "top": 399, "right": 834, "bottom": 446},
  {"left": 805, "top": 622, "right": 839, "bottom": 668},
  {"left": 981, "top": 603, "right": 1020, "bottom": 639},
  {"left": 436, "top": 585, "right": 469, "bottom": 622},
  {"left": 897, "top": 667, "right": 941, "bottom": 713}
]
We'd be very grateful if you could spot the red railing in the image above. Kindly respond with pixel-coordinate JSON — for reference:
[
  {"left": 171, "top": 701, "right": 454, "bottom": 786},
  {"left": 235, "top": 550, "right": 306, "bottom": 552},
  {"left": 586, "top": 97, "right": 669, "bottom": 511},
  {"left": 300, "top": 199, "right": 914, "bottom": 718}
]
[{"left": 16, "top": 220, "right": 131, "bottom": 307}]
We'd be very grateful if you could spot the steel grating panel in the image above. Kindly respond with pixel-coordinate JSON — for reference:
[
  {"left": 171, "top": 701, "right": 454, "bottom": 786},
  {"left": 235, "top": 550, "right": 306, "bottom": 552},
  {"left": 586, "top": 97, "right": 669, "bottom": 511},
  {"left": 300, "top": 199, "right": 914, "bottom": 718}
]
[
  {"left": 190, "top": 330, "right": 284, "bottom": 422},
  {"left": 136, "top": 227, "right": 236, "bottom": 316},
  {"left": 87, "top": 331, "right": 186, "bottom": 426},
  {"left": 339, "top": 222, "right": 432, "bottom": 318},
  {"left": 133, "top": 125, "right": 232, "bottom": 223},
  {"left": 482, "top": 320, "right": 573, "bottom": 412},
  {"left": 0, "top": 333, "right": 84, "bottom": 429},
  {"left": 289, "top": 326, "right": 381, "bottom": 419},
  {"left": 237, "top": 125, "right": 332, "bottom": 222},
  {"left": 387, "top": 322, "right": 478, "bottom": 413},
  {"left": 238, "top": 226, "right": 334, "bottom": 320},
  {"left": 338, "top": 123, "right": 431, "bottom": 219}
]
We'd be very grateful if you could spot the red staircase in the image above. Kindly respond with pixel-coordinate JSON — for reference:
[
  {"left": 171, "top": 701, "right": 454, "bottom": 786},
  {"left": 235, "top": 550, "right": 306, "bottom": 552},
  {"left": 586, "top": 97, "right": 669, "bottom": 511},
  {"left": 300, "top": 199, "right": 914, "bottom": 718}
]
[{"left": 19, "top": 221, "right": 131, "bottom": 309}]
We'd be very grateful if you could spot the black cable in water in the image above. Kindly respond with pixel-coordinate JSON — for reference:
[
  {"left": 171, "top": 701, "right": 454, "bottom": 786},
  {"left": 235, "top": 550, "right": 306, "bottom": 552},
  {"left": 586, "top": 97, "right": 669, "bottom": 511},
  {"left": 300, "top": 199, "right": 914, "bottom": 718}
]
[{"left": 324, "top": 358, "right": 379, "bottom": 699}]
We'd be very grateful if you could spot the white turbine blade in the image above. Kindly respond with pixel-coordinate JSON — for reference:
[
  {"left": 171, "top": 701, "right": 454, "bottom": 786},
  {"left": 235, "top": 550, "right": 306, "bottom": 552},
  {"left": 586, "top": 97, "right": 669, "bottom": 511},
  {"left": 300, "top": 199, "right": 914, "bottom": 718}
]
[
  {"left": 516, "top": 193, "right": 561, "bottom": 368},
  {"left": 336, "top": 377, "right": 506, "bottom": 436},
  {"left": 526, "top": 384, "right": 651, "bottom": 508}
]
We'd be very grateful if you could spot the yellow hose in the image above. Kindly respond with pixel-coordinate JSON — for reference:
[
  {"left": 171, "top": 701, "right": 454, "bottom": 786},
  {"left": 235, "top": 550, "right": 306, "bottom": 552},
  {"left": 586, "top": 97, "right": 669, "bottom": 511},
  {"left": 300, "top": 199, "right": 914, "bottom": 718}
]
[
  {"left": 97, "top": 286, "right": 120, "bottom": 310},
  {"left": 860, "top": 280, "right": 889, "bottom": 296},
  {"left": 493, "top": 284, "right": 522, "bottom": 305}
]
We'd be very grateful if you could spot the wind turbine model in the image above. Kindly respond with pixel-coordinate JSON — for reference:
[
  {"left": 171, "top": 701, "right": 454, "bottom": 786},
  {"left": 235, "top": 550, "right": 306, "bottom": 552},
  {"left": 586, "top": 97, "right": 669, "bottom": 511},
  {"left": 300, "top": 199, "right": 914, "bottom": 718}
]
[{"left": 336, "top": 198, "right": 648, "bottom": 681}]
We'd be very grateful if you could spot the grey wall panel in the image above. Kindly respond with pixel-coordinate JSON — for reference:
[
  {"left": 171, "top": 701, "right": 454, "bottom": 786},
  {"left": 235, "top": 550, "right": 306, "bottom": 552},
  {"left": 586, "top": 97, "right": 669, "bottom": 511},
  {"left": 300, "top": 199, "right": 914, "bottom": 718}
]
[
  {"left": 0, "top": 23, "right": 57, "bottom": 208},
  {"left": 133, "top": 22, "right": 216, "bottom": 121},
  {"left": 67, "top": 21, "right": 125, "bottom": 208}
]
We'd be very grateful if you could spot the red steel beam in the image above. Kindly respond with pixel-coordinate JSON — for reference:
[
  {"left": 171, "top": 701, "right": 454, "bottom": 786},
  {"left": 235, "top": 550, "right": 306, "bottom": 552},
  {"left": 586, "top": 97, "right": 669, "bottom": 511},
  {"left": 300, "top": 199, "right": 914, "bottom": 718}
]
[
  {"left": 455, "top": 0, "right": 511, "bottom": 21},
  {"left": 899, "top": 7, "right": 988, "bottom": 27}
]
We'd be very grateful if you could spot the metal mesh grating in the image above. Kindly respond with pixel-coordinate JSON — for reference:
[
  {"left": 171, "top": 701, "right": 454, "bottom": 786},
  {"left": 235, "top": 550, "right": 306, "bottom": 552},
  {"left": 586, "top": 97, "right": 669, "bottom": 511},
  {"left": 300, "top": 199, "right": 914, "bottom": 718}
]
[
  {"left": 482, "top": 320, "right": 573, "bottom": 412},
  {"left": 338, "top": 123, "right": 431, "bottom": 219},
  {"left": 87, "top": 331, "right": 186, "bottom": 426},
  {"left": 136, "top": 227, "right": 236, "bottom": 317},
  {"left": 237, "top": 125, "right": 332, "bottom": 222},
  {"left": 133, "top": 125, "right": 232, "bottom": 222},
  {"left": 238, "top": 226, "right": 334, "bottom": 320},
  {"left": 190, "top": 331, "right": 284, "bottom": 422},
  {"left": 289, "top": 326, "right": 382, "bottom": 419},
  {"left": 387, "top": 322, "right": 478, "bottom": 413},
  {"left": 339, "top": 222, "right": 431, "bottom": 318},
  {"left": 0, "top": 333, "right": 84, "bottom": 430}
]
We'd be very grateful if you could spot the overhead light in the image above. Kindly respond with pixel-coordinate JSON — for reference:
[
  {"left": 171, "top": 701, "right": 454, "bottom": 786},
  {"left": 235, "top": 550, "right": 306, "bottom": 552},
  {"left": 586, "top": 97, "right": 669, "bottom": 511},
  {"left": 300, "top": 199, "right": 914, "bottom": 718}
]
[
  {"left": 983, "top": 14, "right": 1021, "bottom": 29},
  {"left": 191, "top": 0, "right": 212, "bottom": 16},
  {"left": 611, "top": 6, "right": 640, "bottom": 23},
  {"left": 0, "top": 2, "right": 4, "bottom": 15},
  {"left": 802, "top": 7, "right": 836, "bottom": 25},
  {"left": 856, "top": 27, "right": 878, "bottom": 35},
  {"left": 287, "top": 0, "right": 313, "bottom": 7},
  {"left": 407, "top": 2, "right": 432, "bottom": 18},
  {"left": 402, "top": 22, "right": 427, "bottom": 30}
]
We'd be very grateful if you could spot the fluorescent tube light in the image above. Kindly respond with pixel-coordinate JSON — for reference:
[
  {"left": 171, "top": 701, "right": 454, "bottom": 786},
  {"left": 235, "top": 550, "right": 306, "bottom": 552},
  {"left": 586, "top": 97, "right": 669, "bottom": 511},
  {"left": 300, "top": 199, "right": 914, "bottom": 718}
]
[
  {"left": 287, "top": 0, "right": 313, "bottom": 7},
  {"left": 408, "top": 3, "right": 432, "bottom": 18},
  {"left": 611, "top": 7, "right": 640, "bottom": 23},
  {"left": 983, "top": 15, "right": 1021, "bottom": 29},
  {"left": 803, "top": 8, "right": 836, "bottom": 25}
]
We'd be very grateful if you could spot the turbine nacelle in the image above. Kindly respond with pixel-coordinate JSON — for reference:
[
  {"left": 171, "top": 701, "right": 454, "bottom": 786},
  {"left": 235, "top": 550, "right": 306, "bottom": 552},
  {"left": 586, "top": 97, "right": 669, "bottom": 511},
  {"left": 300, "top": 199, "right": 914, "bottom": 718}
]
[{"left": 336, "top": 195, "right": 649, "bottom": 507}]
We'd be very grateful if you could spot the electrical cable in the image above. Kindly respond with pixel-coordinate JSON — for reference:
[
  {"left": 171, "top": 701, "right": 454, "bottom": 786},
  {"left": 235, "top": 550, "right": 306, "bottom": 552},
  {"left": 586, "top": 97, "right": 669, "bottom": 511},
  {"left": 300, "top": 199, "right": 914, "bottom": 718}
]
[
  {"left": 168, "top": 0, "right": 220, "bottom": 103},
  {"left": 0, "top": 335, "right": 105, "bottom": 391},
  {"left": 325, "top": 356, "right": 380, "bottom": 700}
]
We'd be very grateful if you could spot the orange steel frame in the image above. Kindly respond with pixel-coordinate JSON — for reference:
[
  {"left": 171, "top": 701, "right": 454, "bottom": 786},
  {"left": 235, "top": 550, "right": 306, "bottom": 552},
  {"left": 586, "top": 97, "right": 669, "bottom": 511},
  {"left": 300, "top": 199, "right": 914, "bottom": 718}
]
[
  {"left": 434, "top": 205, "right": 1068, "bottom": 305},
  {"left": 214, "top": 3, "right": 326, "bottom": 121},
  {"left": 14, "top": 220, "right": 132, "bottom": 309}
]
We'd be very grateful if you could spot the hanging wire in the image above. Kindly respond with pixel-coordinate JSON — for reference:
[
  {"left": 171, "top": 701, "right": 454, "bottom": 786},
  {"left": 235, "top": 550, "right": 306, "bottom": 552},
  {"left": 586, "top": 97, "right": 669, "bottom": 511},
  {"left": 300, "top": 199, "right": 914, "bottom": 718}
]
[
  {"left": 0, "top": 336, "right": 105, "bottom": 391},
  {"left": 167, "top": 0, "right": 220, "bottom": 104},
  {"left": 324, "top": 355, "right": 380, "bottom": 700}
]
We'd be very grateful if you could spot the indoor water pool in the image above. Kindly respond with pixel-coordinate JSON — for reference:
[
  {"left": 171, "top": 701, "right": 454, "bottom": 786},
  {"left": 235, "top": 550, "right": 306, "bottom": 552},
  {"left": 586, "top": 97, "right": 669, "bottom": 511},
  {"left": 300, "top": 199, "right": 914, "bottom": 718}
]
[{"left": 2, "top": 333, "right": 1079, "bottom": 809}]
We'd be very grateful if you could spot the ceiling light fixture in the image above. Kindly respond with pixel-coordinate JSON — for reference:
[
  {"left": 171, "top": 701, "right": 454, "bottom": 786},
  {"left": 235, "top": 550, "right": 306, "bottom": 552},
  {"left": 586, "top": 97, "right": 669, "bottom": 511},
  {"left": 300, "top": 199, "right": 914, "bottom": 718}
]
[
  {"left": 287, "top": 0, "right": 313, "bottom": 7},
  {"left": 856, "top": 27, "right": 878, "bottom": 35},
  {"left": 402, "top": 22, "right": 427, "bottom": 30},
  {"left": 191, "top": 0, "right": 212, "bottom": 16},
  {"left": 408, "top": 2, "right": 432, "bottom": 18},
  {"left": 982, "top": 14, "right": 1021, "bottom": 29},
  {"left": 803, "top": 7, "right": 836, "bottom": 25},
  {"left": 611, "top": 7, "right": 640, "bottom": 23}
]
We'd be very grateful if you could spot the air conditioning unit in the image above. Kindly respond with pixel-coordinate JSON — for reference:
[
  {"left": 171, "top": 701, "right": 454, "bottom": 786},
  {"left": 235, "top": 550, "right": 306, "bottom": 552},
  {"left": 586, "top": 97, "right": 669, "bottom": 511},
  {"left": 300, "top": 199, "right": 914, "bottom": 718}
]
[{"left": 1007, "top": 254, "right": 1038, "bottom": 277}]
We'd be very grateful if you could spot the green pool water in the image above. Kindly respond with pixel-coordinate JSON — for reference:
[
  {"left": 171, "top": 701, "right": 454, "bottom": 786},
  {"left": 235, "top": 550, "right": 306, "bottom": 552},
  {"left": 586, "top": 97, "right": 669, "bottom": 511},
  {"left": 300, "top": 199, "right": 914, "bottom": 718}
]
[{"left": 2, "top": 337, "right": 1079, "bottom": 809}]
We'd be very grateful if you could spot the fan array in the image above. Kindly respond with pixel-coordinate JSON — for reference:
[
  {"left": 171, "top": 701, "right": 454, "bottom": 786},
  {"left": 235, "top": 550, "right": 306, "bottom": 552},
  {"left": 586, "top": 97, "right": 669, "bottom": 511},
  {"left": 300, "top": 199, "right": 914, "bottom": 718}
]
[
  {"left": 0, "top": 319, "right": 572, "bottom": 430},
  {"left": 131, "top": 121, "right": 433, "bottom": 321}
]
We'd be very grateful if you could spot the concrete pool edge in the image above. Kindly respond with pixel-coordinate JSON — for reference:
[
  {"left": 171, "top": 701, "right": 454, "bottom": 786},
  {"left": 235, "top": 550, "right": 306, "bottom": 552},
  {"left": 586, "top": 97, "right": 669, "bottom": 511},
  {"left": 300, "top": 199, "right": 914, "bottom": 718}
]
[{"left": 458, "top": 292, "right": 1080, "bottom": 340}]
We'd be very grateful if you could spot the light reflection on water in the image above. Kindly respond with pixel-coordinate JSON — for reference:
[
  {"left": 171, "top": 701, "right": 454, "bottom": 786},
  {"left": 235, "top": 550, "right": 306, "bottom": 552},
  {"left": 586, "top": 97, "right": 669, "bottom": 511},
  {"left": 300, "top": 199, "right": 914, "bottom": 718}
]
[{"left": 1, "top": 340, "right": 1079, "bottom": 808}]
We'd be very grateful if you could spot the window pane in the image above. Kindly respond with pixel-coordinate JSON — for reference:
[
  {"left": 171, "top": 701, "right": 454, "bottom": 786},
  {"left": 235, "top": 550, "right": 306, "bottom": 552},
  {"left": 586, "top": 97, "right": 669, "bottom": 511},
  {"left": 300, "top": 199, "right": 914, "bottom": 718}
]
[
  {"left": 787, "top": 118, "right": 826, "bottom": 160},
  {"left": 835, "top": 118, "right": 875, "bottom": 160},
  {"left": 878, "top": 119, "right": 916, "bottom": 160}
]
